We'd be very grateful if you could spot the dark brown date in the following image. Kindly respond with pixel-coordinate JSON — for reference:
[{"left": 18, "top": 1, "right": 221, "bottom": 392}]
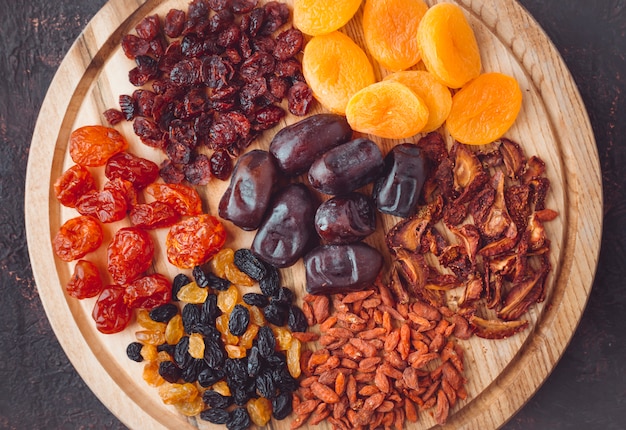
[
  {"left": 251, "top": 183, "right": 317, "bottom": 268},
  {"left": 373, "top": 143, "right": 426, "bottom": 218},
  {"left": 304, "top": 243, "right": 383, "bottom": 294},
  {"left": 308, "top": 138, "right": 384, "bottom": 195},
  {"left": 314, "top": 192, "right": 376, "bottom": 244},
  {"left": 269, "top": 113, "right": 353, "bottom": 176},
  {"left": 218, "top": 149, "right": 279, "bottom": 231}
]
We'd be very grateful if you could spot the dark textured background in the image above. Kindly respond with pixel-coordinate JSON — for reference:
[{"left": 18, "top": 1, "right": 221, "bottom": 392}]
[{"left": 0, "top": 0, "right": 624, "bottom": 429}]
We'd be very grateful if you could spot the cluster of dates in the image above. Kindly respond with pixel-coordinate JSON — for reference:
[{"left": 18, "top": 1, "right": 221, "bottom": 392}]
[
  {"left": 218, "top": 113, "right": 428, "bottom": 294},
  {"left": 105, "top": 0, "right": 313, "bottom": 186}
]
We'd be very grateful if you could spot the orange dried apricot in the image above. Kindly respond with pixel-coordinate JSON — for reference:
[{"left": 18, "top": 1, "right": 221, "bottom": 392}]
[
  {"left": 417, "top": 3, "right": 481, "bottom": 89},
  {"left": 293, "top": 0, "right": 362, "bottom": 36},
  {"left": 69, "top": 125, "right": 128, "bottom": 167},
  {"left": 362, "top": 0, "right": 428, "bottom": 71},
  {"left": 345, "top": 80, "right": 429, "bottom": 139},
  {"left": 446, "top": 72, "right": 522, "bottom": 145},
  {"left": 302, "top": 31, "right": 375, "bottom": 115},
  {"left": 384, "top": 70, "right": 452, "bottom": 132}
]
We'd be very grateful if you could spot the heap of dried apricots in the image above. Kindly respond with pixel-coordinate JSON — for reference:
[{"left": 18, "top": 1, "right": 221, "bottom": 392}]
[{"left": 297, "top": 0, "right": 523, "bottom": 143}]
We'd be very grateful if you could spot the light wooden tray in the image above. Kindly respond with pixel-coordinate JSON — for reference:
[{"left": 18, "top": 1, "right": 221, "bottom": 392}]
[{"left": 25, "top": 0, "right": 602, "bottom": 428}]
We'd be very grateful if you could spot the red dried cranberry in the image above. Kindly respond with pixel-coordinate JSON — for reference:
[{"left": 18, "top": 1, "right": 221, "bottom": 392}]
[
  {"left": 217, "top": 24, "right": 241, "bottom": 48},
  {"left": 160, "top": 160, "right": 186, "bottom": 184},
  {"left": 184, "top": 153, "right": 212, "bottom": 185},
  {"left": 209, "top": 149, "right": 233, "bottom": 180},
  {"left": 259, "top": 2, "right": 290, "bottom": 36},
  {"left": 240, "top": 51, "right": 275, "bottom": 82},
  {"left": 273, "top": 28, "right": 303, "bottom": 61},
  {"left": 170, "top": 58, "right": 203, "bottom": 86},
  {"left": 201, "top": 56, "right": 235, "bottom": 88},
  {"left": 121, "top": 34, "right": 149, "bottom": 59},
  {"left": 231, "top": 0, "right": 258, "bottom": 14},
  {"left": 209, "top": 9, "right": 234, "bottom": 33},
  {"left": 252, "top": 105, "right": 284, "bottom": 130},
  {"left": 287, "top": 81, "right": 313, "bottom": 116},
  {"left": 133, "top": 89, "right": 156, "bottom": 117},
  {"left": 164, "top": 9, "right": 186, "bottom": 38},
  {"left": 135, "top": 15, "right": 161, "bottom": 40},
  {"left": 103, "top": 109, "right": 125, "bottom": 125}
]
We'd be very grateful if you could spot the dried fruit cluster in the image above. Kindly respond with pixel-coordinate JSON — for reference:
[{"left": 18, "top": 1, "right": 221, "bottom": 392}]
[
  {"left": 386, "top": 132, "right": 557, "bottom": 339},
  {"left": 125, "top": 248, "right": 312, "bottom": 428},
  {"left": 294, "top": 284, "right": 470, "bottom": 428},
  {"left": 105, "top": 0, "right": 314, "bottom": 185}
]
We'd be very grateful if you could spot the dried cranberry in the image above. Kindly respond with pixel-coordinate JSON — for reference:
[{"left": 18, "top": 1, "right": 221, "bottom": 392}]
[
  {"left": 273, "top": 28, "right": 303, "bottom": 61},
  {"left": 103, "top": 109, "right": 125, "bottom": 125},
  {"left": 166, "top": 140, "right": 193, "bottom": 164},
  {"left": 160, "top": 159, "right": 186, "bottom": 184},
  {"left": 170, "top": 58, "right": 203, "bottom": 86},
  {"left": 119, "top": 94, "right": 136, "bottom": 120},
  {"left": 121, "top": 34, "right": 149, "bottom": 59},
  {"left": 209, "top": 9, "right": 234, "bottom": 33},
  {"left": 252, "top": 105, "right": 284, "bottom": 130},
  {"left": 133, "top": 89, "right": 156, "bottom": 117},
  {"left": 133, "top": 117, "right": 164, "bottom": 148},
  {"left": 287, "top": 81, "right": 313, "bottom": 116},
  {"left": 169, "top": 119, "right": 197, "bottom": 148},
  {"left": 207, "top": 0, "right": 229, "bottom": 12},
  {"left": 217, "top": 24, "right": 241, "bottom": 48},
  {"left": 251, "top": 36, "right": 276, "bottom": 54},
  {"left": 231, "top": 0, "right": 258, "bottom": 14},
  {"left": 240, "top": 51, "right": 275, "bottom": 82},
  {"left": 245, "top": 7, "right": 265, "bottom": 36},
  {"left": 209, "top": 149, "right": 232, "bottom": 180},
  {"left": 274, "top": 58, "right": 302, "bottom": 81},
  {"left": 259, "top": 1, "right": 290, "bottom": 36},
  {"left": 188, "top": 0, "right": 211, "bottom": 21},
  {"left": 135, "top": 15, "right": 161, "bottom": 40},
  {"left": 267, "top": 75, "right": 288, "bottom": 100},
  {"left": 184, "top": 153, "right": 212, "bottom": 185},
  {"left": 164, "top": 9, "right": 186, "bottom": 38},
  {"left": 201, "top": 55, "right": 235, "bottom": 88}
]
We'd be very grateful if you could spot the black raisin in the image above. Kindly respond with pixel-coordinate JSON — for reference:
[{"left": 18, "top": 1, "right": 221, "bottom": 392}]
[
  {"left": 263, "top": 302, "right": 288, "bottom": 326},
  {"left": 200, "top": 408, "right": 230, "bottom": 424},
  {"left": 272, "top": 286, "right": 294, "bottom": 305},
  {"left": 272, "top": 391, "right": 293, "bottom": 420},
  {"left": 247, "top": 345, "right": 262, "bottom": 378},
  {"left": 182, "top": 303, "right": 202, "bottom": 333},
  {"left": 149, "top": 303, "right": 179, "bottom": 322},
  {"left": 172, "top": 273, "right": 191, "bottom": 301},
  {"left": 256, "top": 325, "right": 275, "bottom": 359},
  {"left": 231, "top": 385, "right": 252, "bottom": 406},
  {"left": 259, "top": 263, "right": 280, "bottom": 297},
  {"left": 287, "top": 305, "right": 308, "bottom": 333},
  {"left": 182, "top": 358, "right": 206, "bottom": 383},
  {"left": 225, "top": 358, "right": 249, "bottom": 385},
  {"left": 256, "top": 368, "right": 277, "bottom": 399},
  {"left": 228, "top": 304, "right": 250, "bottom": 336},
  {"left": 242, "top": 292, "right": 269, "bottom": 308},
  {"left": 227, "top": 407, "right": 251, "bottom": 430},
  {"left": 206, "top": 272, "right": 232, "bottom": 291},
  {"left": 201, "top": 293, "right": 221, "bottom": 325},
  {"left": 174, "top": 336, "right": 192, "bottom": 369},
  {"left": 126, "top": 342, "right": 144, "bottom": 362},
  {"left": 157, "top": 343, "right": 176, "bottom": 356},
  {"left": 198, "top": 367, "right": 226, "bottom": 387},
  {"left": 204, "top": 337, "right": 226, "bottom": 370},
  {"left": 274, "top": 366, "right": 298, "bottom": 393},
  {"left": 266, "top": 351, "right": 286, "bottom": 369},
  {"left": 233, "top": 248, "right": 267, "bottom": 280},
  {"left": 203, "top": 390, "right": 233, "bottom": 409},
  {"left": 158, "top": 361, "right": 182, "bottom": 383},
  {"left": 192, "top": 265, "right": 211, "bottom": 287}
]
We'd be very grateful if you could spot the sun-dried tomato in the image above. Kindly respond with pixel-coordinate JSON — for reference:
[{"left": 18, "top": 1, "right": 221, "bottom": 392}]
[
  {"left": 69, "top": 125, "right": 129, "bottom": 167},
  {"left": 53, "top": 164, "right": 97, "bottom": 208},
  {"left": 145, "top": 182, "right": 203, "bottom": 215},
  {"left": 92, "top": 285, "right": 132, "bottom": 334},
  {"left": 166, "top": 214, "right": 226, "bottom": 269},
  {"left": 66, "top": 259, "right": 103, "bottom": 299},
  {"left": 130, "top": 201, "right": 180, "bottom": 229},
  {"left": 53, "top": 216, "right": 103, "bottom": 262},
  {"left": 124, "top": 273, "right": 172, "bottom": 309},
  {"left": 107, "top": 227, "right": 155, "bottom": 285},
  {"left": 105, "top": 152, "right": 159, "bottom": 190}
]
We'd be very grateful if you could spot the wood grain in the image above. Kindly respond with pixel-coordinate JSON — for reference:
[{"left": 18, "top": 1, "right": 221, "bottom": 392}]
[{"left": 24, "top": 0, "right": 602, "bottom": 429}]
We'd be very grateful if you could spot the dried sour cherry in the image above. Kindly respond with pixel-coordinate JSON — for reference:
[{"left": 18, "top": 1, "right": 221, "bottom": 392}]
[
  {"left": 53, "top": 216, "right": 103, "bottom": 262},
  {"left": 107, "top": 227, "right": 154, "bottom": 285},
  {"left": 66, "top": 260, "right": 103, "bottom": 299}
]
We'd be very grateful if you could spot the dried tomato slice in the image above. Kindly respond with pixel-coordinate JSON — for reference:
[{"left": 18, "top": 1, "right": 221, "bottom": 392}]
[
  {"left": 166, "top": 214, "right": 226, "bottom": 269},
  {"left": 107, "top": 227, "right": 155, "bottom": 285},
  {"left": 53, "top": 216, "right": 103, "bottom": 262}
]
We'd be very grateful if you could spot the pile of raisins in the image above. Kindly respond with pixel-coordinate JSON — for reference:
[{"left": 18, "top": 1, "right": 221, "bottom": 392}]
[
  {"left": 105, "top": 0, "right": 313, "bottom": 186},
  {"left": 126, "top": 248, "right": 307, "bottom": 428}
]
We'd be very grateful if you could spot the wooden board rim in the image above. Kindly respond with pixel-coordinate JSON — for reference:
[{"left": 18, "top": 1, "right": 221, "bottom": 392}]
[{"left": 24, "top": 0, "right": 603, "bottom": 429}]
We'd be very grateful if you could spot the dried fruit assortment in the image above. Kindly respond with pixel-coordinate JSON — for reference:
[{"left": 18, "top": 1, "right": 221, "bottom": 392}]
[
  {"left": 125, "top": 249, "right": 308, "bottom": 427},
  {"left": 49, "top": 1, "right": 562, "bottom": 428},
  {"left": 104, "top": 0, "right": 314, "bottom": 185}
]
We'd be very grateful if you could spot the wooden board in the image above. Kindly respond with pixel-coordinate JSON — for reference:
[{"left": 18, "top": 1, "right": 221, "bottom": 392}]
[{"left": 24, "top": 0, "right": 602, "bottom": 429}]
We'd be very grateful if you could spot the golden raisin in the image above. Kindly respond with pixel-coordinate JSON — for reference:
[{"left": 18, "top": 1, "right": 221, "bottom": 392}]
[
  {"left": 165, "top": 314, "right": 184, "bottom": 345},
  {"left": 225, "top": 344, "right": 247, "bottom": 359},
  {"left": 212, "top": 380, "right": 231, "bottom": 396},
  {"left": 272, "top": 326, "right": 293, "bottom": 351},
  {"left": 287, "top": 338, "right": 302, "bottom": 379},
  {"left": 345, "top": 80, "right": 429, "bottom": 139},
  {"left": 176, "top": 281, "right": 209, "bottom": 304},
  {"left": 217, "top": 284, "right": 241, "bottom": 314},
  {"left": 142, "top": 360, "right": 165, "bottom": 387},
  {"left": 140, "top": 343, "right": 158, "bottom": 361},
  {"left": 188, "top": 332, "right": 205, "bottom": 359},
  {"left": 135, "top": 330, "right": 165, "bottom": 346},
  {"left": 293, "top": 0, "right": 361, "bottom": 36},
  {"left": 246, "top": 397, "right": 272, "bottom": 426},
  {"left": 174, "top": 395, "right": 205, "bottom": 416},
  {"left": 225, "top": 262, "right": 255, "bottom": 287},
  {"left": 136, "top": 309, "right": 167, "bottom": 332},
  {"left": 216, "top": 313, "right": 239, "bottom": 345},
  {"left": 158, "top": 382, "right": 198, "bottom": 405},
  {"left": 211, "top": 248, "right": 234, "bottom": 278},
  {"left": 362, "top": 0, "right": 428, "bottom": 71},
  {"left": 302, "top": 31, "right": 376, "bottom": 114},
  {"left": 239, "top": 323, "right": 260, "bottom": 350}
]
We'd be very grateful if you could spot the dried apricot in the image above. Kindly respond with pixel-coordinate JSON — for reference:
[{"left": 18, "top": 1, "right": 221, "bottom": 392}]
[
  {"left": 69, "top": 125, "right": 128, "bottom": 167},
  {"left": 446, "top": 72, "right": 522, "bottom": 145},
  {"left": 384, "top": 70, "right": 452, "bottom": 132},
  {"left": 293, "top": 0, "right": 361, "bottom": 36},
  {"left": 345, "top": 80, "right": 429, "bottom": 139},
  {"left": 302, "top": 31, "right": 375, "bottom": 114},
  {"left": 362, "top": 0, "right": 428, "bottom": 71},
  {"left": 417, "top": 3, "right": 481, "bottom": 88}
]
